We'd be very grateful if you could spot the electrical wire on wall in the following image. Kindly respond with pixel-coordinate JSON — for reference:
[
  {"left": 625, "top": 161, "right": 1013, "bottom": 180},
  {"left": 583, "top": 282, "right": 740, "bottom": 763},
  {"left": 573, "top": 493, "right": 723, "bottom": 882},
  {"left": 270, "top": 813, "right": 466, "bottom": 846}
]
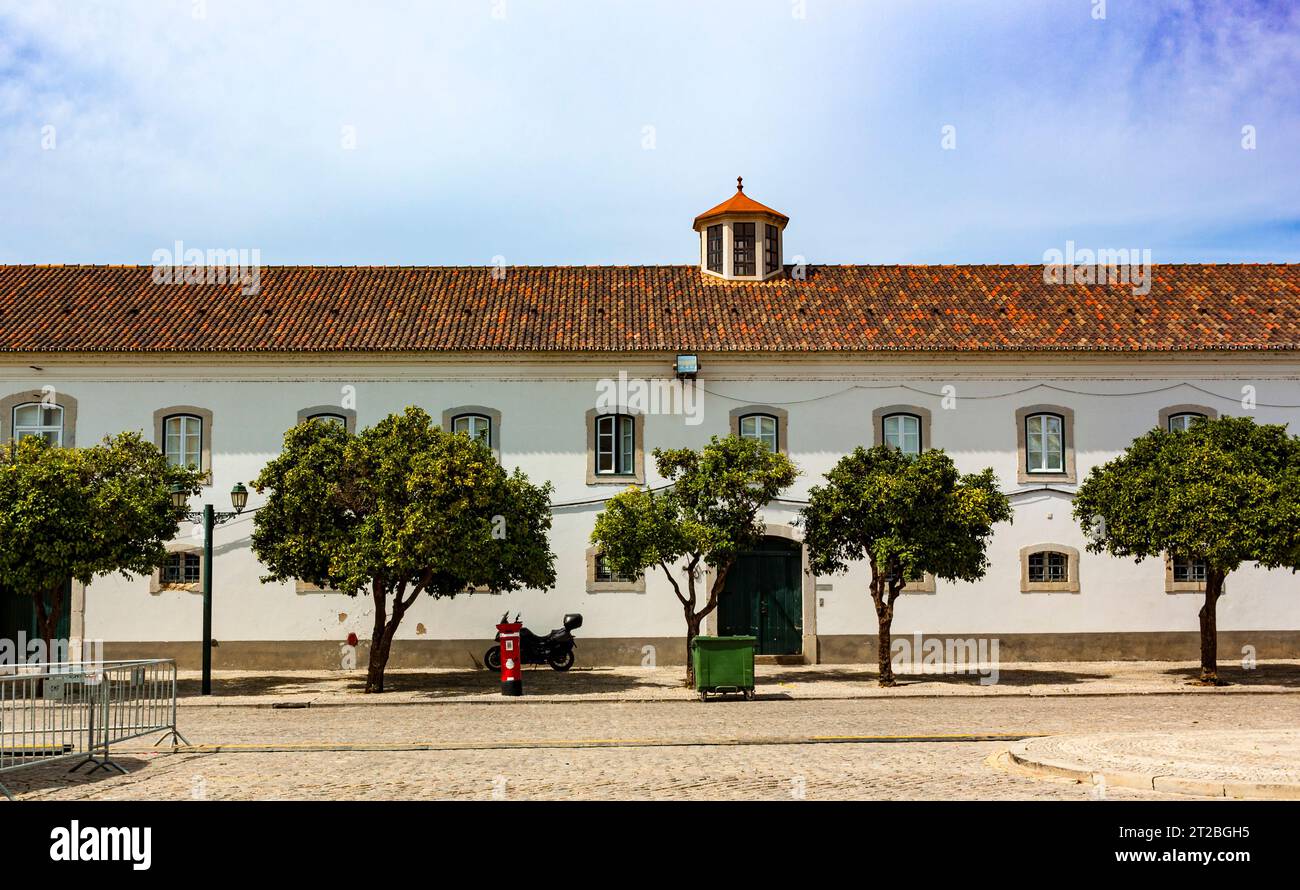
[{"left": 700, "top": 380, "right": 1300, "bottom": 409}]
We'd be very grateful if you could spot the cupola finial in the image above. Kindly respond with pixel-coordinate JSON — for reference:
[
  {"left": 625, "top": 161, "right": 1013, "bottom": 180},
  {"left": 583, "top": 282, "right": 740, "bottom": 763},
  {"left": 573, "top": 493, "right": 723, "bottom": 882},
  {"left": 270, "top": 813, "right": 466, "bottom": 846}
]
[{"left": 737, "top": 176, "right": 744, "bottom": 192}]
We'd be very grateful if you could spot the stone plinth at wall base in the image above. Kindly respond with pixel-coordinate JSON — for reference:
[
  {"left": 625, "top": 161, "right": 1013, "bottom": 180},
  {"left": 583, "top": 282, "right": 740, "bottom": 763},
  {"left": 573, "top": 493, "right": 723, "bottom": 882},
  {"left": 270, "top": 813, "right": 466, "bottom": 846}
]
[
  {"left": 101, "top": 637, "right": 689, "bottom": 671},
  {"left": 754, "top": 654, "right": 807, "bottom": 665},
  {"left": 100, "top": 630, "right": 1300, "bottom": 670}
]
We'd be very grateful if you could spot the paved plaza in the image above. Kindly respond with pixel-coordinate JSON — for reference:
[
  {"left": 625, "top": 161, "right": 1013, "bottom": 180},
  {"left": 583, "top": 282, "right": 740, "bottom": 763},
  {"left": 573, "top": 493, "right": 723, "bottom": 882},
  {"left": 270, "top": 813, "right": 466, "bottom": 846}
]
[{"left": 5, "top": 662, "right": 1299, "bottom": 801}]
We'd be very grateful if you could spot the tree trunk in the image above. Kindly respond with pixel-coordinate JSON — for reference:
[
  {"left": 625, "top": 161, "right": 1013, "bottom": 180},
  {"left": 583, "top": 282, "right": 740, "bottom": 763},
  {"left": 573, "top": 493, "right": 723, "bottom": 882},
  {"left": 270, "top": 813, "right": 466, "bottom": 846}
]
[
  {"left": 1197, "top": 570, "right": 1224, "bottom": 685},
  {"left": 365, "top": 580, "right": 391, "bottom": 694},
  {"left": 875, "top": 597, "right": 896, "bottom": 687},
  {"left": 866, "top": 562, "right": 897, "bottom": 687},
  {"left": 684, "top": 611, "right": 702, "bottom": 688}
]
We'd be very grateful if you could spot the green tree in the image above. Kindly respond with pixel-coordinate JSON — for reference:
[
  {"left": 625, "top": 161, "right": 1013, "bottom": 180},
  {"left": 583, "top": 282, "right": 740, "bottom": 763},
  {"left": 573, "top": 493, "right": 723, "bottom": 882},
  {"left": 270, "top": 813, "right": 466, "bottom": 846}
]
[
  {"left": 251, "top": 407, "right": 556, "bottom": 693},
  {"left": 590, "top": 435, "right": 797, "bottom": 685},
  {"left": 1074, "top": 416, "right": 1300, "bottom": 685},
  {"left": 0, "top": 433, "right": 202, "bottom": 664},
  {"left": 801, "top": 447, "right": 1011, "bottom": 687}
]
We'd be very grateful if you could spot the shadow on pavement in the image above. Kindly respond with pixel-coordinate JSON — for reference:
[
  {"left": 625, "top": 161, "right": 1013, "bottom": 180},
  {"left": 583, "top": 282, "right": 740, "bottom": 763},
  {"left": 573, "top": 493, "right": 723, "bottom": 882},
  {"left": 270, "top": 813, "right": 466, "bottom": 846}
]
[
  {"left": 761, "top": 667, "right": 1110, "bottom": 688},
  {"left": 369, "top": 667, "right": 677, "bottom": 699},
  {"left": 176, "top": 674, "right": 333, "bottom": 697},
  {"left": 1161, "top": 662, "right": 1300, "bottom": 687},
  {"left": 2, "top": 754, "right": 153, "bottom": 800}
]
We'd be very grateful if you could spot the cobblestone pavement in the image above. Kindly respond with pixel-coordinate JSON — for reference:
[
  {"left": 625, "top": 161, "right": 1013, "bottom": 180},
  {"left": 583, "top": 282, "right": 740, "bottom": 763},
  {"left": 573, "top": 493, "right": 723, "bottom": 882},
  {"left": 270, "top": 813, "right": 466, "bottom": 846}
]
[
  {"left": 8, "top": 691, "right": 1298, "bottom": 800},
  {"left": 1013, "top": 729, "right": 1300, "bottom": 786}
]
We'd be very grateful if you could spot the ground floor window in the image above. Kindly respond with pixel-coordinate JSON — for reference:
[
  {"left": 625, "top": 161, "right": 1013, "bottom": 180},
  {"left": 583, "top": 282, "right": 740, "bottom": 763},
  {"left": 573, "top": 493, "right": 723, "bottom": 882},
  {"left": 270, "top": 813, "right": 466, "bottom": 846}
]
[
  {"left": 1027, "top": 551, "right": 1068, "bottom": 583},
  {"left": 594, "top": 553, "right": 635, "bottom": 584},
  {"left": 163, "top": 552, "right": 201, "bottom": 585},
  {"left": 1172, "top": 555, "right": 1207, "bottom": 583},
  {"left": 1020, "top": 544, "right": 1079, "bottom": 592}
]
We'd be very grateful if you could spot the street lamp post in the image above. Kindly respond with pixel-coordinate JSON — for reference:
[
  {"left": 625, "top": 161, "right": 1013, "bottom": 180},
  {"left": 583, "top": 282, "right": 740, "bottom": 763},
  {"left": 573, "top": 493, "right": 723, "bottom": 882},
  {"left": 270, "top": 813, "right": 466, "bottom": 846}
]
[{"left": 172, "top": 482, "right": 248, "bottom": 695}]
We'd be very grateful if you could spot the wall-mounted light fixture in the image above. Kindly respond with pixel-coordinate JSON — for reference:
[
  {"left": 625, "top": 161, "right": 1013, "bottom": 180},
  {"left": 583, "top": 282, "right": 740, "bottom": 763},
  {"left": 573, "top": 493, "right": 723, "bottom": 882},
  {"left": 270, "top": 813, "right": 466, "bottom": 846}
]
[{"left": 675, "top": 354, "right": 699, "bottom": 379}]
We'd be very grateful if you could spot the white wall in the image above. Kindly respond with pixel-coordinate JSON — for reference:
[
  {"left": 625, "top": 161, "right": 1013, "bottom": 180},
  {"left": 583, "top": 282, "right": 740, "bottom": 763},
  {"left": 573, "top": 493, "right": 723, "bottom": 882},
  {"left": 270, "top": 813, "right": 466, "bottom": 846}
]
[{"left": 3, "top": 352, "right": 1299, "bottom": 645}]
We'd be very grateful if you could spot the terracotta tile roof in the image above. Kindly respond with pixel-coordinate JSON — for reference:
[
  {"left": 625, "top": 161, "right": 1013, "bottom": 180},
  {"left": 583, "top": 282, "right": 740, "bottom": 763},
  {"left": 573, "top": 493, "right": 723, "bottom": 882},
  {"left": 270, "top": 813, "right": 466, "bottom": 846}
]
[
  {"left": 0, "top": 263, "right": 1297, "bottom": 355},
  {"left": 693, "top": 179, "right": 789, "bottom": 227}
]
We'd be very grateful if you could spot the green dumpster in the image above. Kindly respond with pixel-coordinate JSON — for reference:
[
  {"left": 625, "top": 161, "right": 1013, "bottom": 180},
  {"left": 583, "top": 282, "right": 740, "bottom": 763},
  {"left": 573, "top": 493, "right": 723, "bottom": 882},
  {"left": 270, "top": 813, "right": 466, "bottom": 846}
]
[{"left": 691, "top": 635, "right": 756, "bottom": 701}]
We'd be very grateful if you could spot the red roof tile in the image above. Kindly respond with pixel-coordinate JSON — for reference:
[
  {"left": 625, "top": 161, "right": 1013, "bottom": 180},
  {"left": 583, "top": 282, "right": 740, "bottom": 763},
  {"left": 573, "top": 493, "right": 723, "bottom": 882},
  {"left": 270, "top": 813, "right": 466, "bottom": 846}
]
[{"left": 0, "top": 263, "right": 1297, "bottom": 354}]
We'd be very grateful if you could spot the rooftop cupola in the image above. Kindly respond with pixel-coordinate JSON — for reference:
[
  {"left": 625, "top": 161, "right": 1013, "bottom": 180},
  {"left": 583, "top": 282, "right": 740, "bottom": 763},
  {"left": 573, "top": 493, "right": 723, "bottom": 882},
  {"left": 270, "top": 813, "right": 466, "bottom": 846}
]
[{"left": 693, "top": 177, "right": 788, "bottom": 281}]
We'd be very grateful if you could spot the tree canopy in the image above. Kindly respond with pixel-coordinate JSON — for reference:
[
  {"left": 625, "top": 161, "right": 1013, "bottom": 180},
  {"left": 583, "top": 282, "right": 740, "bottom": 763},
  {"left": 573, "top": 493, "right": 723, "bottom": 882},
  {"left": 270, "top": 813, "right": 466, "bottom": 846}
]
[
  {"left": 591, "top": 434, "right": 797, "bottom": 683},
  {"left": 1074, "top": 415, "right": 1300, "bottom": 682},
  {"left": 252, "top": 407, "right": 556, "bottom": 692},
  {"left": 0, "top": 432, "right": 202, "bottom": 661},
  {"left": 802, "top": 446, "right": 1011, "bottom": 685}
]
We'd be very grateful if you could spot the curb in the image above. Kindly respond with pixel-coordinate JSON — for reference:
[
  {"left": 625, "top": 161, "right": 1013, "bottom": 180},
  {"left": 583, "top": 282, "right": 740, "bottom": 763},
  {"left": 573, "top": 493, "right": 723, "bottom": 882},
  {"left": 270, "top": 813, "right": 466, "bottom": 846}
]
[{"left": 1006, "top": 741, "right": 1300, "bottom": 800}]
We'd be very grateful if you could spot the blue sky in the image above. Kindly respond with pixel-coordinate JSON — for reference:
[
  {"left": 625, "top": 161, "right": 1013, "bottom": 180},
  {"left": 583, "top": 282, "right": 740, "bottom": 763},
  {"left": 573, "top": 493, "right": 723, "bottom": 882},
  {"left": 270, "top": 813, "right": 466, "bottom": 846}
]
[{"left": 1, "top": 0, "right": 1297, "bottom": 265}]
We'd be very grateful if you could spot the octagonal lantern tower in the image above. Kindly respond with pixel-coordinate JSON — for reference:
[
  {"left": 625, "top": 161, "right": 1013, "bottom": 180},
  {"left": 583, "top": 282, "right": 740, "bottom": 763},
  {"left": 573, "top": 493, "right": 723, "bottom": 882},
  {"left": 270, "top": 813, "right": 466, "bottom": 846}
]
[{"left": 693, "top": 177, "right": 789, "bottom": 282}]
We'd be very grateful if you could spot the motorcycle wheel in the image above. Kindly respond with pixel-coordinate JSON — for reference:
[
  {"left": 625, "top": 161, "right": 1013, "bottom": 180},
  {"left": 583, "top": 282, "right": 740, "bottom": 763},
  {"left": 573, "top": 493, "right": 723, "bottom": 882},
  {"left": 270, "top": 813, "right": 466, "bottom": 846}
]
[
  {"left": 547, "top": 649, "right": 575, "bottom": 672},
  {"left": 483, "top": 647, "right": 501, "bottom": 672}
]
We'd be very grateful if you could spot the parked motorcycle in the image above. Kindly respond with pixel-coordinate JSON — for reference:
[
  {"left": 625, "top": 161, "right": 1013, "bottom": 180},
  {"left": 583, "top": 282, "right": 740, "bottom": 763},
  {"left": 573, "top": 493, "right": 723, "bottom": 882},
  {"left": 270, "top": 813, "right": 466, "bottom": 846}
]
[{"left": 483, "top": 612, "right": 582, "bottom": 672}]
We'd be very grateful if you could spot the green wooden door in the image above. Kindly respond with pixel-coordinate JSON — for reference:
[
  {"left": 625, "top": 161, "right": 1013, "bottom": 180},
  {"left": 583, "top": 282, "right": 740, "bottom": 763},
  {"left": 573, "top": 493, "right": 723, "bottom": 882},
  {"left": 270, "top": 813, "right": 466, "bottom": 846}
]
[
  {"left": 718, "top": 538, "right": 802, "bottom": 655},
  {"left": 0, "top": 580, "right": 72, "bottom": 647}
]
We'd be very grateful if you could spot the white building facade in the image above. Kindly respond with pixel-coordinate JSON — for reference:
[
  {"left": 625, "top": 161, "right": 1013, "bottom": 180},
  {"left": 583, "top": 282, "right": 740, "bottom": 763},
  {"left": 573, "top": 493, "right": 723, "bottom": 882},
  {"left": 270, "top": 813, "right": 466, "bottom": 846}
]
[{"left": 2, "top": 186, "right": 1298, "bottom": 668}]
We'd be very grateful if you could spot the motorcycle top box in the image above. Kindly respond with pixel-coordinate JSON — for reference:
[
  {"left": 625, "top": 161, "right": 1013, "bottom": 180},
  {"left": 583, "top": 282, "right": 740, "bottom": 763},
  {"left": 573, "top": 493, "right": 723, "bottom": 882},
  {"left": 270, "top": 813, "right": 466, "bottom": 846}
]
[{"left": 562, "top": 613, "right": 583, "bottom": 631}]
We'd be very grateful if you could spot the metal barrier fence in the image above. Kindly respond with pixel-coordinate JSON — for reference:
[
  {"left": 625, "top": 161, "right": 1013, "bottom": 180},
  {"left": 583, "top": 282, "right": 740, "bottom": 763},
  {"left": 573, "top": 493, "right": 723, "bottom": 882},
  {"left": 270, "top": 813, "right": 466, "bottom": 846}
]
[{"left": 0, "top": 659, "right": 185, "bottom": 800}]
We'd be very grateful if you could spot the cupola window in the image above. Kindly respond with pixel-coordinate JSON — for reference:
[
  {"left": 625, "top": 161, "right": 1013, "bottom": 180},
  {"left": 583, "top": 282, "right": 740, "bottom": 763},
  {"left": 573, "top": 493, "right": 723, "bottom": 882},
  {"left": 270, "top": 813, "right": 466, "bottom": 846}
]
[
  {"left": 733, "top": 223, "right": 756, "bottom": 276},
  {"left": 707, "top": 225, "right": 723, "bottom": 273}
]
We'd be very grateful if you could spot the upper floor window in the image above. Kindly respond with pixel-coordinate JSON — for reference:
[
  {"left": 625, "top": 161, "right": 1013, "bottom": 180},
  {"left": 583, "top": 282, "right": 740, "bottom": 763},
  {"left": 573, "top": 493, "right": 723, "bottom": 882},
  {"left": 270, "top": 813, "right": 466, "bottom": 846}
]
[
  {"left": 764, "top": 224, "right": 779, "bottom": 274},
  {"left": 1025, "top": 412, "right": 1065, "bottom": 474},
  {"left": 706, "top": 225, "right": 723, "bottom": 273},
  {"left": 738, "top": 413, "right": 778, "bottom": 453},
  {"left": 595, "top": 413, "right": 636, "bottom": 475},
  {"left": 163, "top": 414, "right": 203, "bottom": 470},
  {"left": 1027, "top": 550, "right": 1069, "bottom": 583},
  {"left": 1172, "top": 555, "right": 1207, "bottom": 583},
  {"left": 882, "top": 412, "right": 922, "bottom": 456},
  {"left": 1167, "top": 412, "right": 1206, "bottom": 433},
  {"left": 1158, "top": 405, "right": 1216, "bottom": 437},
  {"left": 733, "top": 222, "right": 755, "bottom": 276},
  {"left": 298, "top": 405, "right": 356, "bottom": 436},
  {"left": 12, "top": 403, "right": 63, "bottom": 446},
  {"left": 453, "top": 413, "right": 492, "bottom": 446}
]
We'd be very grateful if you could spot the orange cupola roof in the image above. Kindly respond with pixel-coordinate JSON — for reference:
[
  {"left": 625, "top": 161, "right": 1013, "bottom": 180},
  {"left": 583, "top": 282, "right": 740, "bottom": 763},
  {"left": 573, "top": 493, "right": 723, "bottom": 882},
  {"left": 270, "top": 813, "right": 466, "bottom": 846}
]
[{"left": 692, "top": 177, "right": 789, "bottom": 229}]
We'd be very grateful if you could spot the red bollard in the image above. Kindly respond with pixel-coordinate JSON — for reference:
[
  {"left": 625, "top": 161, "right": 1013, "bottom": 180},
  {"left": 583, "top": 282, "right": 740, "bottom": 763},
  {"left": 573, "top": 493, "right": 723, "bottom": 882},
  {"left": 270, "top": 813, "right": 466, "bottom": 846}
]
[{"left": 496, "top": 621, "right": 523, "bottom": 696}]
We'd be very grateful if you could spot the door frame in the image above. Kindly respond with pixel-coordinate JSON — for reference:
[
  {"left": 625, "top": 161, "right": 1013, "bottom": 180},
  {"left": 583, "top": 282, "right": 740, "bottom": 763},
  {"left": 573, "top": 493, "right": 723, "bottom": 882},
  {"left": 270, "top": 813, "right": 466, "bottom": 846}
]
[{"left": 704, "top": 523, "right": 817, "bottom": 663}]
